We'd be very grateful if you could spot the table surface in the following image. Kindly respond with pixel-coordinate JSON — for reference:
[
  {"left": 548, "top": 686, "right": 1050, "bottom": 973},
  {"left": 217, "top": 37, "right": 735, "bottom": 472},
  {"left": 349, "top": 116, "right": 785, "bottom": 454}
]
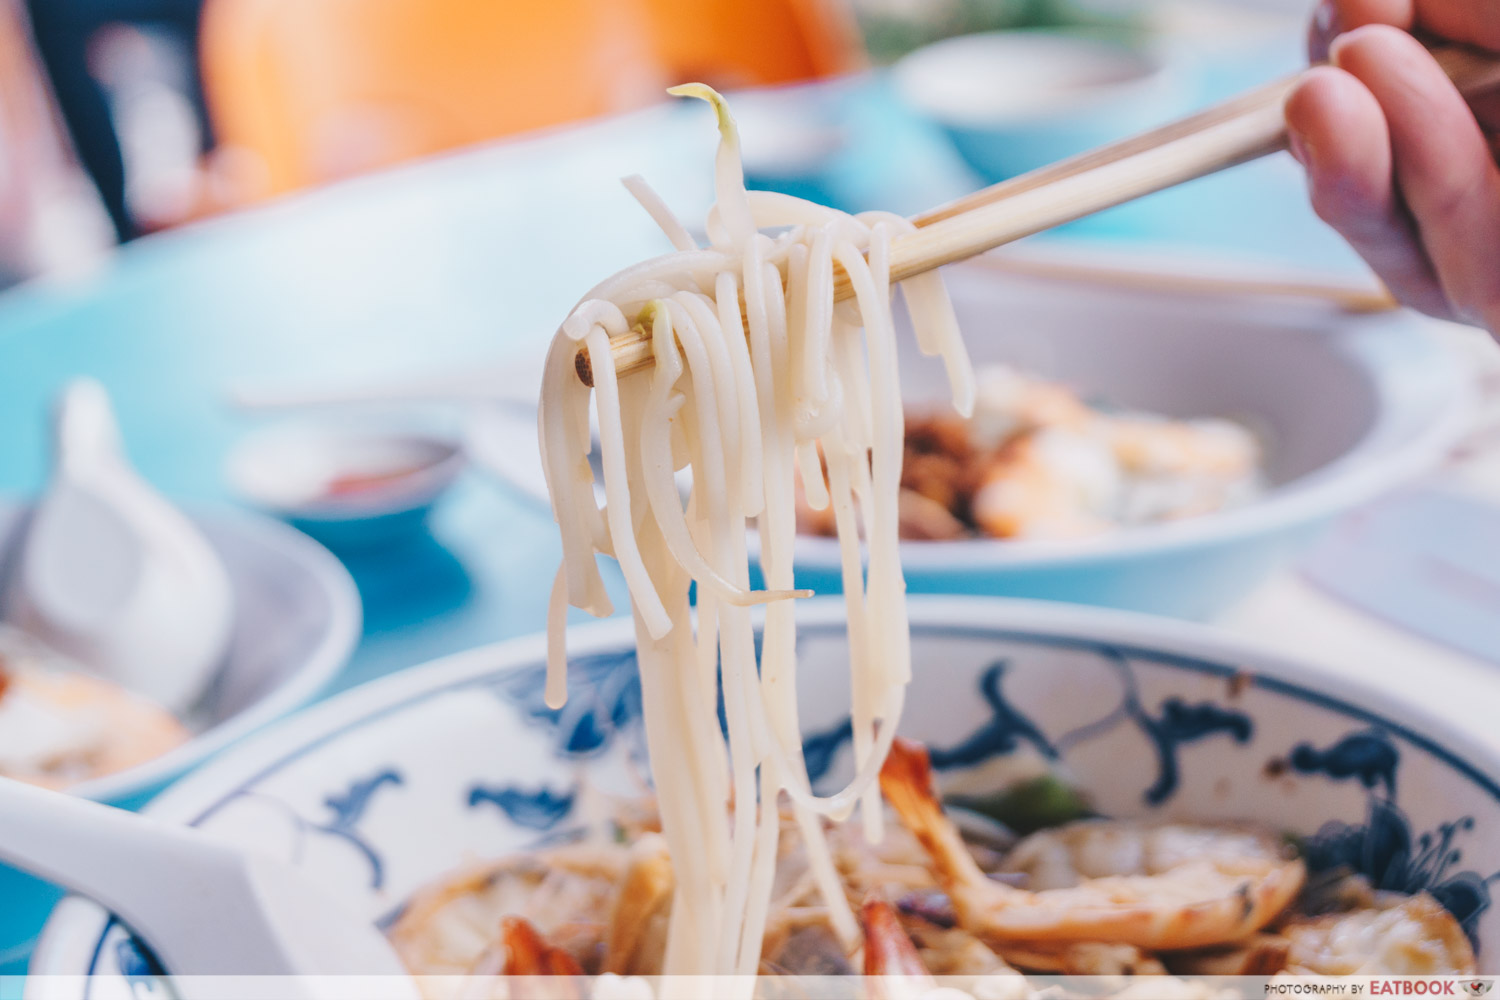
[{"left": 3, "top": 29, "right": 1499, "bottom": 970}]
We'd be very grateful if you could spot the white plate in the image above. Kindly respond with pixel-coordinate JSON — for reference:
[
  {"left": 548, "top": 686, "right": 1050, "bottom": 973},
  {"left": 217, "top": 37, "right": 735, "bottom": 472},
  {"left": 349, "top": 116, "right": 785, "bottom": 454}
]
[{"left": 0, "top": 502, "right": 361, "bottom": 801}]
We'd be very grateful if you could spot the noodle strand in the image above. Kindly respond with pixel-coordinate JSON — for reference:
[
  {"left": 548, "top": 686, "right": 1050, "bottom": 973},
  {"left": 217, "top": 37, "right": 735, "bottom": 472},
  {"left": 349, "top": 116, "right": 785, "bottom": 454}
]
[{"left": 539, "top": 85, "right": 973, "bottom": 976}]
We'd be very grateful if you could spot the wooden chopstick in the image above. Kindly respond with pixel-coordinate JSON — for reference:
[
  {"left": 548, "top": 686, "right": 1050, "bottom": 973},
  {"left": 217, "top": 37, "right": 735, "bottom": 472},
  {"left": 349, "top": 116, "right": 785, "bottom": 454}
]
[
  {"left": 908, "top": 75, "right": 1296, "bottom": 230},
  {"left": 576, "top": 41, "right": 1500, "bottom": 387},
  {"left": 973, "top": 255, "right": 1400, "bottom": 314}
]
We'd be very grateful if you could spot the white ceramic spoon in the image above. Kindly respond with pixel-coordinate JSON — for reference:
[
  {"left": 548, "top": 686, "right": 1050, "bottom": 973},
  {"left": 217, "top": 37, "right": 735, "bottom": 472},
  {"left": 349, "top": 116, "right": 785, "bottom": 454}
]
[
  {"left": 0, "top": 777, "right": 417, "bottom": 997},
  {"left": 2, "top": 379, "right": 233, "bottom": 713}
]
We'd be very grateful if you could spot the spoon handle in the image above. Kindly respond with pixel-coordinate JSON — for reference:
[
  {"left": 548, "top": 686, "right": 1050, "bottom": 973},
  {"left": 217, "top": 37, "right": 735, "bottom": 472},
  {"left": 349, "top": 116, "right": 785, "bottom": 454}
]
[
  {"left": 0, "top": 776, "right": 273, "bottom": 977},
  {"left": 0, "top": 777, "right": 227, "bottom": 909},
  {"left": 229, "top": 369, "right": 530, "bottom": 410},
  {"left": 0, "top": 777, "right": 420, "bottom": 990},
  {"left": 53, "top": 379, "right": 126, "bottom": 479}
]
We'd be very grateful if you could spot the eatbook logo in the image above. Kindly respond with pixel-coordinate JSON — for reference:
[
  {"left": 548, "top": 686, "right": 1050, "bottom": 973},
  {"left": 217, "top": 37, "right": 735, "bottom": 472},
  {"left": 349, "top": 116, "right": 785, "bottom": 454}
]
[{"left": 1462, "top": 982, "right": 1494, "bottom": 997}]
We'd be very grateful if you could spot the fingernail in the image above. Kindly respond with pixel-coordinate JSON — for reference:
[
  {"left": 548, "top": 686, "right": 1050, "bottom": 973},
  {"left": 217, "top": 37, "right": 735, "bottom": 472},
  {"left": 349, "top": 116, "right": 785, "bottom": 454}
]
[
  {"left": 1309, "top": 1, "right": 1342, "bottom": 62},
  {"left": 1326, "top": 29, "right": 1367, "bottom": 68},
  {"left": 1287, "top": 126, "right": 1313, "bottom": 168}
]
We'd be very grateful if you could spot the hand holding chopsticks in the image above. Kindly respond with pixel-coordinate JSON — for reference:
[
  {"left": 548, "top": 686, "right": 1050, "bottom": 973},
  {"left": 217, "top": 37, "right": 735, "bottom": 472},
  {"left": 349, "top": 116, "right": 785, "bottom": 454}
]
[{"left": 575, "top": 40, "right": 1500, "bottom": 387}]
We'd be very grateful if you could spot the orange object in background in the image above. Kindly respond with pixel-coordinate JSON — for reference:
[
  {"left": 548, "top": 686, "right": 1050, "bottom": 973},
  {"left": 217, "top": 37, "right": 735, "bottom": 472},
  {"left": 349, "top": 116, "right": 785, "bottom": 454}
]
[
  {"left": 199, "top": 0, "right": 864, "bottom": 204},
  {"left": 642, "top": 0, "right": 863, "bottom": 91}
]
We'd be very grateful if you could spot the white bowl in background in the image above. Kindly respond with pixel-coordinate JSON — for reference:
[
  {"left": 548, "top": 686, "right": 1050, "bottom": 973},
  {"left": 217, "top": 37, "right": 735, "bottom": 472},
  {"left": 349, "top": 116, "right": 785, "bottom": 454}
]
[
  {"left": 30, "top": 597, "right": 1500, "bottom": 985},
  {"left": 892, "top": 31, "right": 1184, "bottom": 181},
  {"left": 1146, "top": 0, "right": 1307, "bottom": 102},
  {"left": 725, "top": 78, "right": 855, "bottom": 181},
  {"left": 468, "top": 251, "right": 1471, "bottom": 619}
]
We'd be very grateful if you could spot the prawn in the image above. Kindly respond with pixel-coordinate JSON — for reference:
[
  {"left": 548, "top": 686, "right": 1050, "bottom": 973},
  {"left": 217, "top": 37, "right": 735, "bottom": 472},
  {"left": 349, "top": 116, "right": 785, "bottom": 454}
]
[
  {"left": 604, "top": 834, "right": 673, "bottom": 975},
  {"left": 388, "top": 847, "right": 623, "bottom": 976},
  {"left": 461, "top": 917, "right": 584, "bottom": 1000},
  {"left": 0, "top": 667, "right": 188, "bottom": 789},
  {"left": 862, "top": 898, "right": 934, "bottom": 1000},
  {"left": 492, "top": 916, "right": 584, "bottom": 976},
  {"left": 1280, "top": 893, "right": 1475, "bottom": 976},
  {"left": 879, "top": 738, "right": 1304, "bottom": 950}
]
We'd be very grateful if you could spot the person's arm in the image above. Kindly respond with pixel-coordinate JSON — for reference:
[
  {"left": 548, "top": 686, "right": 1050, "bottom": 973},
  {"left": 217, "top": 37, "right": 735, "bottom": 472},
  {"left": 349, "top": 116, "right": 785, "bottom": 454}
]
[{"left": 1285, "top": 0, "right": 1500, "bottom": 334}]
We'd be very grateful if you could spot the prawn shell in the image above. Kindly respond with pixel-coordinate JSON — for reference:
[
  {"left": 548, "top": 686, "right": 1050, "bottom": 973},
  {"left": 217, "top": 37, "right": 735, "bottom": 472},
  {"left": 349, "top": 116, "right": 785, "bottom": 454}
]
[
  {"left": 387, "top": 848, "right": 624, "bottom": 976},
  {"left": 963, "top": 854, "right": 1307, "bottom": 949},
  {"left": 860, "top": 898, "right": 931, "bottom": 978},
  {"left": 1280, "top": 893, "right": 1476, "bottom": 976},
  {"left": 880, "top": 738, "right": 1307, "bottom": 952}
]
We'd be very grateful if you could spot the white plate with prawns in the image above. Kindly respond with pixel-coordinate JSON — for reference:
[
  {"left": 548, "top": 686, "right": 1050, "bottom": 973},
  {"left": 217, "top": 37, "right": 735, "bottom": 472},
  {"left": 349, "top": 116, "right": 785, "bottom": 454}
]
[
  {"left": 0, "top": 502, "right": 360, "bottom": 803},
  {"left": 31, "top": 597, "right": 1500, "bottom": 990},
  {"left": 0, "top": 502, "right": 361, "bottom": 967},
  {"left": 470, "top": 253, "right": 1469, "bottom": 620}
]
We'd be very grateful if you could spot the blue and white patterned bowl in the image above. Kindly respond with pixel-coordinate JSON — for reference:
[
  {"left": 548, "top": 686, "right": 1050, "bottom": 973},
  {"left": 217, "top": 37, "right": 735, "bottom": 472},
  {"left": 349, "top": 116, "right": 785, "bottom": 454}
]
[{"left": 29, "top": 598, "right": 1500, "bottom": 986}]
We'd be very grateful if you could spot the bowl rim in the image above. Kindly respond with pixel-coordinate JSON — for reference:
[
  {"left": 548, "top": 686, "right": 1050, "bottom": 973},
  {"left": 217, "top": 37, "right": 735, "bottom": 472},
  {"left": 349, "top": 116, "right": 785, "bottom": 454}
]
[
  {"left": 150, "top": 595, "right": 1500, "bottom": 814},
  {"left": 10, "top": 503, "right": 363, "bottom": 803},
  {"left": 30, "top": 595, "right": 1500, "bottom": 977}
]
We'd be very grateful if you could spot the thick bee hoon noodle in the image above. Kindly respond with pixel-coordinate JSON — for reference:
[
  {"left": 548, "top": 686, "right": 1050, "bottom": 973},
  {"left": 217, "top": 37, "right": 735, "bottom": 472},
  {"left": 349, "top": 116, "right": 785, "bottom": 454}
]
[{"left": 539, "top": 85, "right": 975, "bottom": 978}]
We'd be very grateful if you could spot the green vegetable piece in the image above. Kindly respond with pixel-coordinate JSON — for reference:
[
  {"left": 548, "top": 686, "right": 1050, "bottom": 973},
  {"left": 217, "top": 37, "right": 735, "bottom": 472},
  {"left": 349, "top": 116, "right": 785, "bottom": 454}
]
[{"left": 952, "top": 774, "right": 1094, "bottom": 835}]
